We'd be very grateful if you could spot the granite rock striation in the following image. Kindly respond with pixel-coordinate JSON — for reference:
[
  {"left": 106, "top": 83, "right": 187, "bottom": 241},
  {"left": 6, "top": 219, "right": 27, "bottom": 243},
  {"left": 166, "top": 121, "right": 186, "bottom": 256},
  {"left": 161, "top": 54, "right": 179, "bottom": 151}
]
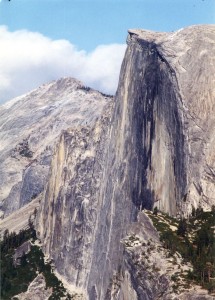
[
  {"left": 1, "top": 25, "right": 215, "bottom": 299},
  {"left": 0, "top": 77, "right": 112, "bottom": 218},
  {"left": 37, "top": 25, "right": 215, "bottom": 299}
]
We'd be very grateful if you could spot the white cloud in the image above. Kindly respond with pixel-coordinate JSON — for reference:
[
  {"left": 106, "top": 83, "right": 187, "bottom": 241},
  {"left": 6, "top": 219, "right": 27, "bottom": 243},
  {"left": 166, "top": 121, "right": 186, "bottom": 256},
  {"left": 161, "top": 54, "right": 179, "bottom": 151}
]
[{"left": 0, "top": 26, "right": 126, "bottom": 103}]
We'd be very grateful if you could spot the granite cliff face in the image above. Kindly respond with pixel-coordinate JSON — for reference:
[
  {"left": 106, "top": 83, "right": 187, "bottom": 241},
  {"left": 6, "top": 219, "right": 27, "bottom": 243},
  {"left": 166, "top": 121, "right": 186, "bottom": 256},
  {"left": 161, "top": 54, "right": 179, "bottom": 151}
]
[
  {"left": 37, "top": 25, "right": 215, "bottom": 299},
  {"left": 1, "top": 25, "right": 215, "bottom": 299},
  {"left": 123, "top": 24, "right": 215, "bottom": 216},
  {"left": 37, "top": 104, "right": 113, "bottom": 292},
  {"left": 0, "top": 78, "right": 112, "bottom": 218}
]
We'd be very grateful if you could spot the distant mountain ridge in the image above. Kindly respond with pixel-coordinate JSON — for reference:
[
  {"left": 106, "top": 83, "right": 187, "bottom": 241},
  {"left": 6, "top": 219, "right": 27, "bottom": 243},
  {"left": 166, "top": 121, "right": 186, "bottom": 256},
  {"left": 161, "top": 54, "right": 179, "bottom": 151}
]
[{"left": 0, "top": 77, "right": 112, "bottom": 218}]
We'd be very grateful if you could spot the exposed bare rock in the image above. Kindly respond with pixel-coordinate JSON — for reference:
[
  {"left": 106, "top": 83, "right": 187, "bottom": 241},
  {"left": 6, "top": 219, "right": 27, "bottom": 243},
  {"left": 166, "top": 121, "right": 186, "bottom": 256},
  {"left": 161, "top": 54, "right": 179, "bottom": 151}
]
[
  {"left": 0, "top": 77, "right": 112, "bottom": 218},
  {"left": 127, "top": 25, "right": 215, "bottom": 215},
  {"left": 13, "top": 240, "right": 31, "bottom": 266},
  {"left": 114, "top": 211, "right": 214, "bottom": 300},
  {"left": 0, "top": 197, "right": 39, "bottom": 234},
  {"left": 12, "top": 274, "right": 52, "bottom": 300},
  {"left": 2, "top": 25, "right": 215, "bottom": 300},
  {"left": 36, "top": 25, "right": 215, "bottom": 299},
  {"left": 36, "top": 101, "right": 113, "bottom": 296}
]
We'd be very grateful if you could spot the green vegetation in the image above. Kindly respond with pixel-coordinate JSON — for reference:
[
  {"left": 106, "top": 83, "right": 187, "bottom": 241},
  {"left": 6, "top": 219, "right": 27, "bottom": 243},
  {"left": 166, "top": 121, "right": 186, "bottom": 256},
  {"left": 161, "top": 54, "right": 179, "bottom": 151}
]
[
  {"left": 148, "top": 207, "right": 215, "bottom": 293},
  {"left": 0, "top": 227, "right": 71, "bottom": 299},
  {"left": 1, "top": 227, "right": 36, "bottom": 299}
]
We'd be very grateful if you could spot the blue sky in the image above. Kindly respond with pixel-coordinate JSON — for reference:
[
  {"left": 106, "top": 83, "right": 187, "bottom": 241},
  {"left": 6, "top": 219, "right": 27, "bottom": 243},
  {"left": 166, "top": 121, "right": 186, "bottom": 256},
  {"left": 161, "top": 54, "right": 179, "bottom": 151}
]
[
  {"left": 0, "top": 0, "right": 214, "bottom": 103},
  {"left": 1, "top": 0, "right": 214, "bottom": 51}
]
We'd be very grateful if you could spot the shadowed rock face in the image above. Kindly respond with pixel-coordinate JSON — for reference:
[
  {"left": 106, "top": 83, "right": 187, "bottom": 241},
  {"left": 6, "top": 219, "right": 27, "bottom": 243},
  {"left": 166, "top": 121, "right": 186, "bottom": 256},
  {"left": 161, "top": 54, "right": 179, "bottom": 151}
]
[
  {"left": 87, "top": 27, "right": 186, "bottom": 299},
  {"left": 104, "top": 32, "right": 187, "bottom": 216},
  {"left": 37, "top": 25, "right": 215, "bottom": 299}
]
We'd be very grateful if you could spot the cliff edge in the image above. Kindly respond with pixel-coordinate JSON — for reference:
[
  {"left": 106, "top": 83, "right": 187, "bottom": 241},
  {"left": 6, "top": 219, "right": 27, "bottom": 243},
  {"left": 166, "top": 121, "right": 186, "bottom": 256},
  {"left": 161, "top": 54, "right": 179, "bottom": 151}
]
[{"left": 127, "top": 25, "right": 215, "bottom": 215}]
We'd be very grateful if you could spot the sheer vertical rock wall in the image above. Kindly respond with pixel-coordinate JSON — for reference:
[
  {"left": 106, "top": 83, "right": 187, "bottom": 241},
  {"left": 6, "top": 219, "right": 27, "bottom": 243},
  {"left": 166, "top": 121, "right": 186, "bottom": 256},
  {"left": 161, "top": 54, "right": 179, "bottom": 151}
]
[{"left": 37, "top": 25, "right": 215, "bottom": 299}]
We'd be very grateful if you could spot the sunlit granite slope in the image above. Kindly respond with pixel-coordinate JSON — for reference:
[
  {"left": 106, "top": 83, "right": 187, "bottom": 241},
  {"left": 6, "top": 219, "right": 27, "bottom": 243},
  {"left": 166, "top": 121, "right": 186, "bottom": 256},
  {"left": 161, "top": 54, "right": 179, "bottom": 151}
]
[{"left": 0, "top": 77, "right": 112, "bottom": 218}]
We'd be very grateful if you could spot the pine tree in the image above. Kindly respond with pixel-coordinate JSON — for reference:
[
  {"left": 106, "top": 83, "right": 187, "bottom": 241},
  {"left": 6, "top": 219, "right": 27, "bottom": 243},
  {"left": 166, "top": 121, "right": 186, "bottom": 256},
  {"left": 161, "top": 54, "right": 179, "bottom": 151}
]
[
  {"left": 191, "top": 206, "right": 196, "bottom": 217},
  {"left": 177, "top": 218, "right": 187, "bottom": 237},
  {"left": 153, "top": 206, "right": 158, "bottom": 215},
  {"left": 20, "top": 251, "right": 28, "bottom": 267}
]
